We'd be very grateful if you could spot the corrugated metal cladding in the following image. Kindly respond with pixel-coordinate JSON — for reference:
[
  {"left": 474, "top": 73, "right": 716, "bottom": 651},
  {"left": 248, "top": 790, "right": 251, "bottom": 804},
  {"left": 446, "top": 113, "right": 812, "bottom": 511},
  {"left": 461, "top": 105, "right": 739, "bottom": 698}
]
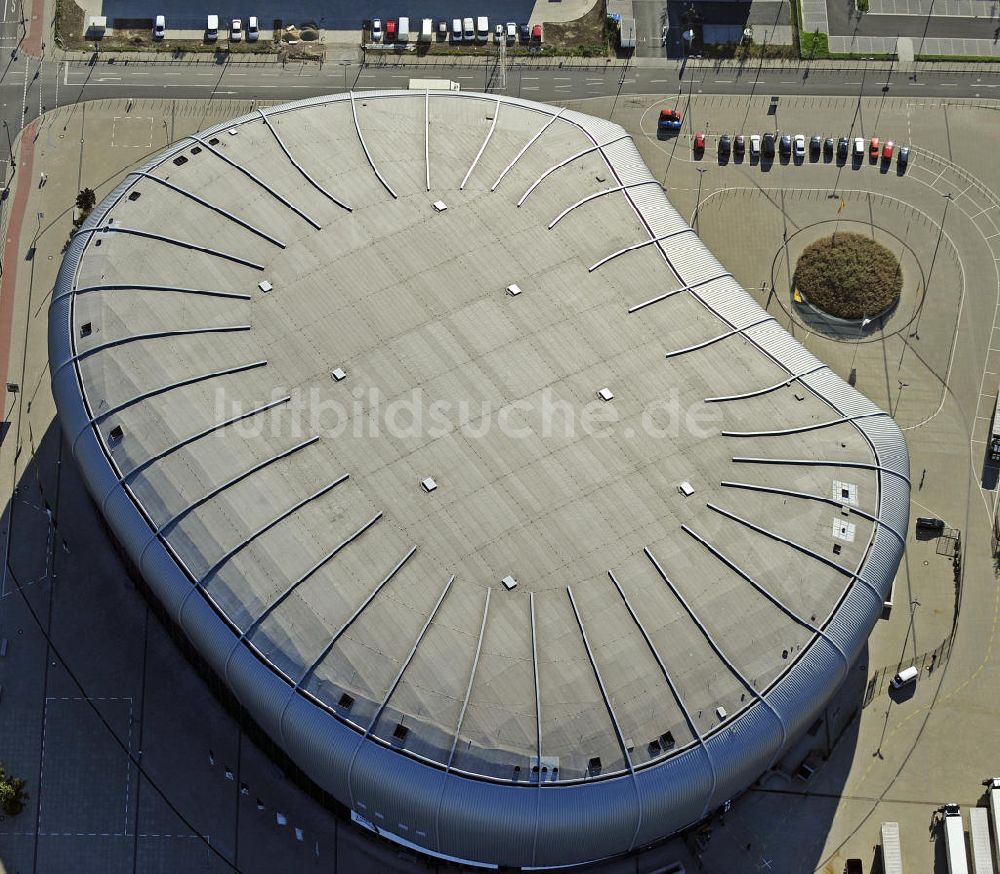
[{"left": 48, "top": 93, "right": 909, "bottom": 870}]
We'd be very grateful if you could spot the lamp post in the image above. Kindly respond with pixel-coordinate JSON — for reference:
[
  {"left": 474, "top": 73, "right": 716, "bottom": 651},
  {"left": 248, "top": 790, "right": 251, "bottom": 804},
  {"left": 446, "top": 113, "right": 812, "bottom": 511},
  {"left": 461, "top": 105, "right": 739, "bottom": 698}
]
[{"left": 3, "top": 120, "right": 14, "bottom": 169}]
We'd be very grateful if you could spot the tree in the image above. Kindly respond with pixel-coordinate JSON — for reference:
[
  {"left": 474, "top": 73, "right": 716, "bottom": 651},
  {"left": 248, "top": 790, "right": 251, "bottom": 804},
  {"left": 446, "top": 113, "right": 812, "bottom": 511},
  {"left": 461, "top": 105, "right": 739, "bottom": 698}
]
[
  {"left": 0, "top": 764, "right": 28, "bottom": 815},
  {"left": 73, "top": 187, "right": 97, "bottom": 228}
]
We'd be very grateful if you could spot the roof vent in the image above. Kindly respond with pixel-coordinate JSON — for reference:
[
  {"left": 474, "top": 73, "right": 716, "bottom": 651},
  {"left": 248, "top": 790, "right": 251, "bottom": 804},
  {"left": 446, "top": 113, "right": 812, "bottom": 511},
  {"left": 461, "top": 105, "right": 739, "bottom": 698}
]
[
  {"left": 208, "top": 137, "right": 220, "bottom": 146},
  {"left": 506, "top": 284, "right": 522, "bottom": 296},
  {"left": 128, "top": 191, "right": 141, "bottom": 202},
  {"left": 716, "top": 706, "right": 727, "bottom": 721},
  {"left": 501, "top": 575, "right": 518, "bottom": 591},
  {"left": 258, "top": 280, "right": 273, "bottom": 293},
  {"left": 597, "top": 387, "right": 614, "bottom": 401},
  {"left": 331, "top": 368, "right": 347, "bottom": 382},
  {"left": 80, "top": 322, "right": 93, "bottom": 338},
  {"left": 228, "top": 127, "right": 239, "bottom": 135},
  {"left": 109, "top": 425, "right": 124, "bottom": 444},
  {"left": 648, "top": 738, "right": 662, "bottom": 756},
  {"left": 392, "top": 722, "right": 409, "bottom": 742},
  {"left": 190, "top": 146, "right": 202, "bottom": 155},
  {"left": 338, "top": 692, "right": 354, "bottom": 709},
  {"left": 587, "top": 757, "right": 602, "bottom": 775},
  {"left": 678, "top": 482, "right": 695, "bottom": 497},
  {"left": 660, "top": 730, "right": 675, "bottom": 750},
  {"left": 172, "top": 155, "right": 188, "bottom": 166},
  {"left": 432, "top": 200, "right": 448, "bottom": 212},
  {"left": 421, "top": 477, "right": 438, "bottom": 493}
]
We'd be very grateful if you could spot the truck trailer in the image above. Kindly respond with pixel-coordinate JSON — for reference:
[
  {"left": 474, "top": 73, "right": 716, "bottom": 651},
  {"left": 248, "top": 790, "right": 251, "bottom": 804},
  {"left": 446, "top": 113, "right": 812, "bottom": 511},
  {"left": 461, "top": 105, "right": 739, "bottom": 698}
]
[
  {"left": 989, "top": 778, "right": 1000, "bottom": 871},
  {"left": 880, "top": 822, "right": 903, "bottom": 874},
  {"left": 969, "top": 807, "right": 994, "bottom": 874},
  {"left": 944, "top": 804, "right": 971, "bottom": 874}
]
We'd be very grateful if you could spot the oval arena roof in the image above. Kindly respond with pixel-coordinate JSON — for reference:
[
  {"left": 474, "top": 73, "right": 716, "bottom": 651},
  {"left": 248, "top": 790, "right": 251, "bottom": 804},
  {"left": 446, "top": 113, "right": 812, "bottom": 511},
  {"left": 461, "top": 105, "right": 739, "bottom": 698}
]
[{"left": 49, "top": 91, "right": 909, "bottom": 869}]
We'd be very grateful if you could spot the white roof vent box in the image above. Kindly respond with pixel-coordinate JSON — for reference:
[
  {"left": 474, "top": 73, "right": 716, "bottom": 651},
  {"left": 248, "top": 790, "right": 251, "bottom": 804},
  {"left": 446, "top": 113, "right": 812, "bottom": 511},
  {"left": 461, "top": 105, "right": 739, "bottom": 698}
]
[
  {"left": 501, "top": 575, "right": 518, "bottom": 591},
  {"left": 678, "top": 481, "right": 695, "bottom": 497}
]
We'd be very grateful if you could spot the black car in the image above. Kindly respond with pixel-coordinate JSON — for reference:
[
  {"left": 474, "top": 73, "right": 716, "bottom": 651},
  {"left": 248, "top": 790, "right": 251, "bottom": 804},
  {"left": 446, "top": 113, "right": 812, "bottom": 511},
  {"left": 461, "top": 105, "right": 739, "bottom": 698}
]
[
  {"left": 916, "top": 516, "right": 945, "bottom": 531},
  {"left": 779, "top": 134, "right": 791, "bottom": 156},
  {"left": 734, "top": 134, "right": 745, "bottom": 157},
  {"left": 762, "top": 132, "right": 775, "bottom": 157},
  {"left": 837, "top": 136, "right": 849, "bottom": 159},
  {"left": 823, "top": 136, "right": 834, "bottom": 157},
  {"left": 519, "top": 22, "right": 530, "bottom": 42},
  {"left": 718, "top": 134, "right": 731, "bottom": 158},
  {"left": 809, "top": 135, "right": 821, "bottom": 156},
  {"left": 898, "top": 144, "right": 910, "bottom": 168}
]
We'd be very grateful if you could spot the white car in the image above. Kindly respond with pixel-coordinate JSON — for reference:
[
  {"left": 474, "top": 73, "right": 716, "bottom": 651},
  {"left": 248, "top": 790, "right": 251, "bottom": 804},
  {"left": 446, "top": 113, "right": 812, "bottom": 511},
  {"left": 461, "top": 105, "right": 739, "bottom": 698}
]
[
  {"left": 451, "top": 18, "right": 462, "bottom": 42},
  {"left": 230, "top": 18, "right": 242, "bottom": 40},
  {"left": 371, "top": 17, "right": 382, "bottom": 41},
  {"left": 463, "top": 16, "right": 474, "bottom": 41},
  {"left": 505, "top": 21, "right": 516, "bottom": 43},
  {"left": 853, "top": 136, "right": 865, "bottom": 158},
  {"left": 494, "top": 23, "right": 504, "bottom": 42},
  {"left": 749, "top": 133, "right": 761, "bottom": 157},
  {"left": 153, "top": 14, "right": 165, "bottom": 38},
  {"left": 247, "top": 16, "right": 258, "bottom": 40},
  {"left": 793, "top": 134, "right": 805, "bottom": 158}
]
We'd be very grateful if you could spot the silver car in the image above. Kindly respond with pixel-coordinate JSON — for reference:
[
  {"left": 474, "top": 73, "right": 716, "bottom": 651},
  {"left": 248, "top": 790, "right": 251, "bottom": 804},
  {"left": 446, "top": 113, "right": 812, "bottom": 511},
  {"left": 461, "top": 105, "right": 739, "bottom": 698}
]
[{"left": 749, "top": 134, "right": 761, "bottom": 157}]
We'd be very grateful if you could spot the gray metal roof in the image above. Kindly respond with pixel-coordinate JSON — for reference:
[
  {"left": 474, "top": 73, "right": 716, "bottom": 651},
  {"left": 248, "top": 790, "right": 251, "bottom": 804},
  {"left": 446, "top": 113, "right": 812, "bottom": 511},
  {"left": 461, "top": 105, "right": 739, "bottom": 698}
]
[{"left": 49, "top": 92, "right": 909, "bottom": 869}]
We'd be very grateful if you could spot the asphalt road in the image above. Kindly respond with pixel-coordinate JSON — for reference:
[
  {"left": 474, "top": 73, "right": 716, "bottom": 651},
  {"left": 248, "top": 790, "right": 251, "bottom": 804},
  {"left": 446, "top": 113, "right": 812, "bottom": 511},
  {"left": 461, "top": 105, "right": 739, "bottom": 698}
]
[{"left": 0, "top": 52, "right": 999, "bottom": 174}]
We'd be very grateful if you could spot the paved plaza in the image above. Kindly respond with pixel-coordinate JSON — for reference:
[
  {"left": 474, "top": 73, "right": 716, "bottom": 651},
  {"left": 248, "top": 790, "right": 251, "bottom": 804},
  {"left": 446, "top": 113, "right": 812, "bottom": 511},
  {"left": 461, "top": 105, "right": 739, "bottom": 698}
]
[{"left": 0, "top": 89, "right": 998, "bottom": 872}]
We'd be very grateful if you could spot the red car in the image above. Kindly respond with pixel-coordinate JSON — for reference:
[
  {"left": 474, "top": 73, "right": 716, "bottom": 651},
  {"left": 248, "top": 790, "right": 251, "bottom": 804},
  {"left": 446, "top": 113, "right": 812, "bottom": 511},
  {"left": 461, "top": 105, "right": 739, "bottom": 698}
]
[
  {"left": 693, "top": 131, "right": 705, "bottom": 152},
  {"left": 869, "top": 137, "right": 880, "bottom": 159},
  {"left": 881, "top": 140, "right": 894, "bottom": 160},
  {"left": 531, "top": 23, "right": 542, "bottom": 42},
  {"left": 386, "top": 18, "right": 397, "bottom": 40},
  {"left": 658, "top": 109, "right": 682, "bottom": 131}
]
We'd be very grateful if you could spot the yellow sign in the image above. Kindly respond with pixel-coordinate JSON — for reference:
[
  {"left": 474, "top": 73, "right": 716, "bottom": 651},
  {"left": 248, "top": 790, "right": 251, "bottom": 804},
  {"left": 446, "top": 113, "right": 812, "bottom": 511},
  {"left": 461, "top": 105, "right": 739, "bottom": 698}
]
[{"left": 794, "top": 287, "right": 803, "bottom": 303}]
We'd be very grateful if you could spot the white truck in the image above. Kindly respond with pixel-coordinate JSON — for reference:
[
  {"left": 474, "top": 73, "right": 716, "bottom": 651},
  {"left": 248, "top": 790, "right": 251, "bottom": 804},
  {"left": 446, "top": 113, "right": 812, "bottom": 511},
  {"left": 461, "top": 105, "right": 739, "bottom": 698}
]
[
  {"left": 397, "top": 16, "right": 410, "bottom": 42},
  {"left": 619, "top": 17, "right": 636, "bottom": 48},
  {"left": 989, "top": 778, "right": 1000, "bottom": 871},
  {"left": 407, "top": 79, "right": 461, "bottom": 91},
  {"left": 880, "top": 822, "right": 903, "bottom": 874},
  {"left": 420, "top": 18, "right": 432, "bottom": 42},
  {"left": 969, "top": 807, "right": 994, "bottom": 874},
  {"left": 944, "top": 804, "right": 971, "bottom": 874}
]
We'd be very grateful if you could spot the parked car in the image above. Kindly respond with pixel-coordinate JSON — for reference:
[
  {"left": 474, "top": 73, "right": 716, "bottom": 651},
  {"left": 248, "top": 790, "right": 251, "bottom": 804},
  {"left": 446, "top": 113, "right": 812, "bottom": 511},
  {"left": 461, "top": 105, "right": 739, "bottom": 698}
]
[
  {"left": 519, "top": 23, "right": 530, "bottom": 42},
  {"left": 438, "top": 19, "right": 448, "bottom": 39},
  {"left": 494, "top": 22, "right": 504, "bottom": 42},
  {"left": 506, "top": 21, "right": 516, "bottom": 43},
  {"left": 898, "top": 144, "right": 909, "bottom": 168},
  {"left": 794, "top": 134, "right": 805, "bottom": 159},
  {"left": 657, "top": 108, "right": 682, "bottom": 131},
  {"left": 247, "top": 15, "right": 259, "bottom": 40},
  {"left": 153, "top": 13, "right": 165, "bottom": 38},
  {"left": 837, "top": 136, "right": 849, "bottom": 159},
  {"left": 230, "top": 18, "right": 242, "bottom": 40},
  {"left": 386, "top": 18, "right": 397, "bottom": 41},
  {"left": 762, "top": 132, "right": 775, "bottom": 157},
  {"left": 869, "top": 136, "right": 880, "bottom": 158},
  {"left": 749, "top": 134, "right": 760, "bottom": 157},
  {"left": 452, "top": 18, "right": 462, "bottom": 42},
  {"left": 718, "top": 134, "right": 731, "bottom": 158},
  {"left": 853, "top": 137, "right": 865, "bottom": 159},
  {"left": 734, "top": 134, "right": 745, "bottom": 157},
  {"left": 881, "top": 140, "right": 894, "bottom": 160},
  {"left": 824, "top": 136, "right": 834, "bottom": 157},
  {"left": 462, "top": 17, "right": 474, "bottom": 41},
  {"left": 693, "top": 131, "right": 705, "bottom": 152},
  {"left": 206, "top": 14, "right": 219, "bottom": 40},
  {"left": 531, "top": 23, "right": 542, "bottom": 42},
  {"left": 810, "top": 134, "right": 821, "bottom": 157},
  {"left": 916, "top": 516, "right": 945, "bottom": 531},
  {"left": 779, "top": 133, "right": 791, "bottom": 156},
  {"left": 476, "top": 16, "right": 489, "bottom": 42}
]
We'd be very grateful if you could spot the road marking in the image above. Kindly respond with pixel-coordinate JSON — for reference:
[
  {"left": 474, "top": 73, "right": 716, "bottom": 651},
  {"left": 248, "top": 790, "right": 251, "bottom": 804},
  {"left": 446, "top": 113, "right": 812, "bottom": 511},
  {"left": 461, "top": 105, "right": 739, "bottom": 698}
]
[
  {"left": 522, "top": 86, "right": 538, "bottom": 91},
  {"left": 649, "top": 78, "right": 669, "bottom": 83},
  {"left": 62, "top": 60, "right": 67, "bottom": 85},
  {"left": 715, "top": 79, "right": 732, "bottom": 83}
]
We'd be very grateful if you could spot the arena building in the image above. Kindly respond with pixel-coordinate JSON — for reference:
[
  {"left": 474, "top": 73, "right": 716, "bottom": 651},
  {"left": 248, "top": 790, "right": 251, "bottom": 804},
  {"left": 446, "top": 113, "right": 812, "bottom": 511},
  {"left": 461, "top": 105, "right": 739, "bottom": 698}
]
[{"left": 48, "top": 91, "right": 909, "bottom": 869}]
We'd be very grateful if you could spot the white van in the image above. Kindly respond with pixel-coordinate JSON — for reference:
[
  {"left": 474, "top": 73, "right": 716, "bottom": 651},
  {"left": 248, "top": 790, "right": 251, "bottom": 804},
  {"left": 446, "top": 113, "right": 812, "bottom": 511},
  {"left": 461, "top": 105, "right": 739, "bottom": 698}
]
[
  {"left": 206, "top": 14, "right": 219, "bottom": 40},
  {"left": 462, "top": 16, "right": 474, "bottom": 41},
  {"left": 451, "top": 18, "right": 462, "bottom": 42},
  {"left": 890, "top": 665, "right": 918, "bottom": 688},
  {"left": 475, "top": 15, "right": 488, "bottom": 42},
  {"left": 398, "top": 16, "right": 410, "bottom": 41},
  {"left": 420, "top": 18, "right": 432, "bottom": 41}
]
